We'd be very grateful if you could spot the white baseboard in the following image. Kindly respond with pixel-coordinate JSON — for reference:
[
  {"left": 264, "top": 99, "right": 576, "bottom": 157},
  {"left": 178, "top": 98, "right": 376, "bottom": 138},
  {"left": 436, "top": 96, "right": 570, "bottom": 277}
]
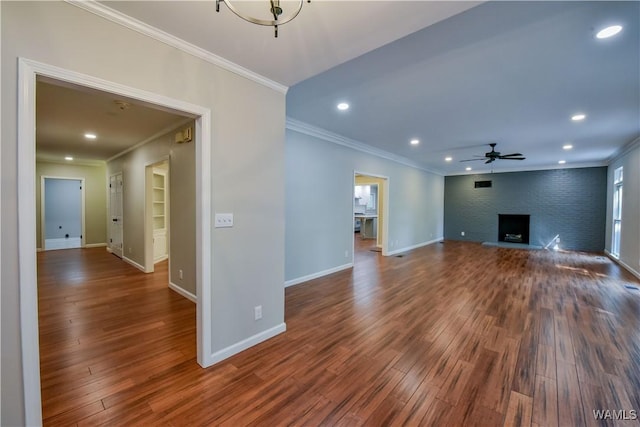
[
  {"left": 209, "top": 322, "right": 287, "bottom": 365},
  {"left": 85, "top": 243, "right": 107, "bottom": 248},
  {"left": 123, "top": 256, "right": 146, "bottom": 273},
  {"left": 169, "top": 282, "right": 196, "bottom": 303},
  {"left": 106, "top": 247, "right": 113, "bottom": 253},
  {"left": 605, "top": 250, "right": 640, "bottom": 281},
  {"left": 285, "top": 263, "right": 353, "bottom": 288},
  {"left": 36, "top": 248, "right": 43, "bottom": 252},
  {"left": 154, "top": 255, "right": 169, "bottom": 264},
  {"left": 386, "top": 237, "right": 443, "bottom": 256}
]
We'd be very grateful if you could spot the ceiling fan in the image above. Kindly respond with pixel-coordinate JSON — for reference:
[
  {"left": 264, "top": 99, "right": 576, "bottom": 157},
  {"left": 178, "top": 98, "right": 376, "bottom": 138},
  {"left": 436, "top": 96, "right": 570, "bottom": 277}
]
[{"left": 460, "top": 143, "right": 526, "bottom": 164}]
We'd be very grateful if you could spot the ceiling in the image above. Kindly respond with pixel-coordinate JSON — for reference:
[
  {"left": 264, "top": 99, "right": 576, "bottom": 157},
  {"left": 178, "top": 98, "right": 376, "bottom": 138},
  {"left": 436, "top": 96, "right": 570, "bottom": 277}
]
[
  {"left": 39, "top": 1, "right": 638, "bottom": 175},
  {"left": 36, "top": 79, "right": 189, "bottom": 163}
]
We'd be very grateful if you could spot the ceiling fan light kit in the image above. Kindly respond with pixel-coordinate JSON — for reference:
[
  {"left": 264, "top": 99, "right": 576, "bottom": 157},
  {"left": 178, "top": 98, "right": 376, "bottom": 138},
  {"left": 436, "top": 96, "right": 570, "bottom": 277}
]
[{"left": 216, "top": 0, "right": 310, "bottom": 38}]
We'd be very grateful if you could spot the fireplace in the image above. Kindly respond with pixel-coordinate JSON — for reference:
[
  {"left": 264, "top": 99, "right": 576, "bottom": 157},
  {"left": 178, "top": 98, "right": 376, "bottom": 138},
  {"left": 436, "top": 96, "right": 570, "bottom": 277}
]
[{"left": 498, "top": 214, "right": 530, "bottom": 244}]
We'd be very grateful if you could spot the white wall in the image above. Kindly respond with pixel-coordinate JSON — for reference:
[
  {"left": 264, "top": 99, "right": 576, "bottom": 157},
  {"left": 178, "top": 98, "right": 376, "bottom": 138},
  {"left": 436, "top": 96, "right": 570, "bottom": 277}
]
[
  {"left": 285, "top": 128, "right": 444, "bottom": 284},
  {"left": 606, "top": 140, "right": 640, "bottom": 278},
  {"left": 1, "top": 3, "right": 285, "bottom": 425}
]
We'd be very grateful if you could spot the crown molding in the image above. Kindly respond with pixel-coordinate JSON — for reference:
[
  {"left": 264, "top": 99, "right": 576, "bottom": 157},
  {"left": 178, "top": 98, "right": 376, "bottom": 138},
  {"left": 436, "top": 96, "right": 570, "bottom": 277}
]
[
  {"left": 286, "top": 117, "right": 441, "bottom": 175},
  {"left": 608, "top": 136, "right": 640, "bottom": 164},
  {"left": 445, "top": 161, "right": 608, "bottom": 176},
  {"left": 65, "top": 0, "right": 288, "bottom": 95}
]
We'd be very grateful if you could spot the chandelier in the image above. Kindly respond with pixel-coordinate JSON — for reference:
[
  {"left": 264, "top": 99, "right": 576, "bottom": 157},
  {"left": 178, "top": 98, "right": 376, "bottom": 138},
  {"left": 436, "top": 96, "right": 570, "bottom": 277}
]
[{"left": 216, "top": 0, "right": 310, "bottom": 38}]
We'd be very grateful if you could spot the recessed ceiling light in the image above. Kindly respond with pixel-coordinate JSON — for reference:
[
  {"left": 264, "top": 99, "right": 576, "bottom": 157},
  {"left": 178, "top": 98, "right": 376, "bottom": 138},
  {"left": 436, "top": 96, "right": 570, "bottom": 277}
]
[
  {"left": 84, "top": 133, "right": 97, "bottom": 139},
  {"left": 65, "top": 156, "right": 73, "bottom": 161},
  {"left": 571, "top": 114, "right": 586, "bottom": 121},
  {"left": 410, "top": 139, "right": 420, "bottom": 145},
  {"left": 445, "top": 156, "right": 453, "bottom": 162},
  {"left": 596, "top": 25, "right": 623, "bottom": 39},
  {"left": 563, "top": 144, "right": 573, "bottom": 150},
  {"left": 558, "top": 160, "right": 566, "bottom": 164},
  {"left": 465, "top": 167, "right": 472, "bottom": 171},
  {"left": 337, "top": 102, "right": 349, "bottom": 111}
]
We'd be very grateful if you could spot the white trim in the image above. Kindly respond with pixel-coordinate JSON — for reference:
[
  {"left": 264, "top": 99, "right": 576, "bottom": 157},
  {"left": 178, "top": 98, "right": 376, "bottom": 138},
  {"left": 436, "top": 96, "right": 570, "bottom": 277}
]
[
  {"left": 85, "top": 243, "right": 108, "bottom": 248},
  {"left": 66, "top": 0, "right": 287, "bottom": 95},
  {"left": 605, "top": 250, "right": 640, "bottom": 281},
  {"left": 123, "top": 255, "right": 146, "bottom": 273},
  {"left": 287, "top": 118, "right": 439, "bottom": 175},
  {"left": 285, "top": 263, "right": 353, "bottom": 288},
  {"left": 445, "top": 162, "right": 608, "bottom": 176},
  {"left": 209, "top": 323, "right": 287, "bottom": 365},
  {"left": 169, "top": 282, "right": 197, "bottom": 303},
  {"left": 18, "top": 58, "right": 213, "bottom": 425},
  {"left": 386, "top": 237, "right": 443, "bottom": 256},
  {"left": 607, "top": 136, "right": 640, "bottom": 165}
]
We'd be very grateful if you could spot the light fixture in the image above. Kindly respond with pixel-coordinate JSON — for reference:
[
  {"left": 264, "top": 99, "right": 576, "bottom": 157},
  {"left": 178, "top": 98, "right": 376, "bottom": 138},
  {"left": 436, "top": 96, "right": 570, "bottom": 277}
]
[
  {"left": 571, "top": 114, "right": 586, "bottom": 121},
  {"left": 216, "top": 0, "right": 310, "bottom": 37},
  {"left": 563, "top": 144, "right": 573, "bottom": 150},
  {"left": 65, "top": 156, "right": 73, "bottom": 161},
  {"left": 410, "top": 139, "right": 420, "bottom": 145},
  {"left": 596, "top": 25, "right": 623, "bottom": 39},
  {"left": 465, "top": 167, "right": 472, "bottom": 171},
  {"left": 558, "top": 160, "right": 566, "bottom": 164},
  {"left": 445, "top": 156, "right": 452, "bottom": 162},
  {"left": 337, "top": 102, "right": 349, "bottom": 111},
  {"left": 84, "top": 133, "right": 97, "bottom": 140}
]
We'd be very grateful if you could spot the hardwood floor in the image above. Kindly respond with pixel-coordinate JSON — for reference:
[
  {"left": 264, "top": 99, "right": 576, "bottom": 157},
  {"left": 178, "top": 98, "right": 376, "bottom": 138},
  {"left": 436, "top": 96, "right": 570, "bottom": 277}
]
[{"left": 38, "top": 242, "right": 640, "bottom": 426}]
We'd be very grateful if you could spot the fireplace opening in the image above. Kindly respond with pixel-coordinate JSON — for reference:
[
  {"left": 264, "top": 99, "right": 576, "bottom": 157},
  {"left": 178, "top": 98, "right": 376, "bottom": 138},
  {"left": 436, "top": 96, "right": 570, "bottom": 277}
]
[{"left": 498, "top": 214, "right": 530, "bottom": 244}]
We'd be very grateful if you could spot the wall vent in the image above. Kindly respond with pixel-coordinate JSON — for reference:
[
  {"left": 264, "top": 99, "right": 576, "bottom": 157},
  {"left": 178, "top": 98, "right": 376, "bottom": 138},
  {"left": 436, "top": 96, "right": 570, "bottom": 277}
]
[{"left": 474, "top": 180, "right": 492, "bottom": 188}]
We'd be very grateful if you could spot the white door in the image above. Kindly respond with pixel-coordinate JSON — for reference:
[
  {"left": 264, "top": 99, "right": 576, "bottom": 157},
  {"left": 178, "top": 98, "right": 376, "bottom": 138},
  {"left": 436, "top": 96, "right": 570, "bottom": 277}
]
[{"left": 110, "top": 173, "right": 123, "bottom": 258}]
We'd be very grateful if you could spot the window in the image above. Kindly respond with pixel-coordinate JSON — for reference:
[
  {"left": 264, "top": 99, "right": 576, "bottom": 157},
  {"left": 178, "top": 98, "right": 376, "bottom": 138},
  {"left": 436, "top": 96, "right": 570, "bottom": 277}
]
[{"left": 612, "top": 167, "right": 623, "bottom": 258}]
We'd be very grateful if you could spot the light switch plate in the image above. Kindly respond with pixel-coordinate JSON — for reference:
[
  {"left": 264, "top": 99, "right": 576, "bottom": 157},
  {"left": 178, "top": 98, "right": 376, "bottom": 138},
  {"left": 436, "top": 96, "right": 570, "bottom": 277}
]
[{"left": 215, "top": 213, "right": 233, "bottom": 228}]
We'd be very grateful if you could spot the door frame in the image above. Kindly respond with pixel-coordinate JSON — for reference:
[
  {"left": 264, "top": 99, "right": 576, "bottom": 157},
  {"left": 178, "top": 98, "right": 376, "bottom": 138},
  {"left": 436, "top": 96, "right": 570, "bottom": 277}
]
[
  {"left": 352, "top": 170, "right": 390, "bottom": 261},
  {"left": 144, "top": 157, "right": 170, "bottom": 273},
  {"left": 18, "top": 58, "right": 213, "bottom": 425},
  {"left": 41, "top": 176, "right": 86, "bottom": 250}
]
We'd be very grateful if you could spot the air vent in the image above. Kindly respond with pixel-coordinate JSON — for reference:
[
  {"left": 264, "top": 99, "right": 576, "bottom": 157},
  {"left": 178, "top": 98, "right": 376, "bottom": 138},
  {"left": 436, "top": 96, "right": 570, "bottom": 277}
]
[{"left": 475, "top": 180, "right": 492, "bottom": 188}]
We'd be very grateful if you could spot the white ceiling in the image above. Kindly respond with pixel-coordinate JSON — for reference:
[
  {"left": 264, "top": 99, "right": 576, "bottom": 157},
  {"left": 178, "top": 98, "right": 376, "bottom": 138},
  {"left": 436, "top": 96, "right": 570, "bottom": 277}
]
[
  {"left": 36, "top": 79, "right": 189, "bottom": 163},
  {"left": 39, "top": 1, "right": 639, "bottom": 175}
]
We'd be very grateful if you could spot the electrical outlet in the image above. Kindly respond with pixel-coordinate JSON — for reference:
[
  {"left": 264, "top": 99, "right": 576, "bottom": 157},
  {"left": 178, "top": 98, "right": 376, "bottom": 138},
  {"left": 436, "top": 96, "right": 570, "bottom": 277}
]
[
  {"left": 179, "top": 269, "right": 183, "bottom": 280},
  {"left": 129, "top": 247, "right": 132, "bottom": 254},
  {"left": 254, "top": 305, "right": 262, "bottom": 321},
  {"left": 461, "top": 231, "right": 465, "bottom": 236},
  {"left": 214, "top": 213, "right": 234, "bottom": 228},
  {"left": 345, "top": 250, "right": 349, "bottom": 258}
]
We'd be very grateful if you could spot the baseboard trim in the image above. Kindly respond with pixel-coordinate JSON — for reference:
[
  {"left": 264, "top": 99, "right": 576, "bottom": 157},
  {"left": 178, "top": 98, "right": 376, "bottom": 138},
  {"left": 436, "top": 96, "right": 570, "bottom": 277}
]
[
  {"left": 605, "top": 250, "right": 640, "bottom": 281},
  {"left": 209, "top": 323, "right": 287, "bottom": 365},
  {"left": 123, "top": 256, "right": 146, "bottom": 273},
  {"left": 154, "top": 255, "right": 169, "bottom": 264},
  {"left": 169, "top": 282, "right": 196, "bottom": 303},
  {"left": 36, "top": 248, "right": 43, "bottom": 252},
  {"left": 386, "top": 237, "right": 443, "bottom": 256},
  {"left": 285, "top": 263, "right": 353, "bottom": 288},
  {"left": 85, "top": 243, "right": 107, "bottom": 248}
]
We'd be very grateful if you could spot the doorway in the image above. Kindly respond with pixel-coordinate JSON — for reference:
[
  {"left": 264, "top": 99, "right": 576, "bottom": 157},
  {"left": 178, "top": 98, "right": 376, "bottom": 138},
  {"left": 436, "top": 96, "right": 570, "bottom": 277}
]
[
  {"left": 41, "top": 177, "right": 85, "bottom": 250},
  {"left": 18, "top": 58, "right": 213, "bottom": 425},
  {"left": 145, "top": 159, "right": 170, "bottom": 272},
  {"left": 353, "top": 172, "right": 389, "bottom": 258},
  {"left": 109, "top": 172, "right": 124, "bottom": 258}
]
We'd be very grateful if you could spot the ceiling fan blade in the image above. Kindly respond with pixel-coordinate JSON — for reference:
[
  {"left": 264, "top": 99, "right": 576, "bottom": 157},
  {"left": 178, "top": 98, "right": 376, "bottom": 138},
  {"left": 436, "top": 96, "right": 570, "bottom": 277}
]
[
  {"left": 499, "top": 156, "right": 526, "bottom": 160},
  {"left": 500, "top": 153, "right": 523, "bottom": 157},
  {"left": 460, "top": 158, "right": 486, "bottom": 162},
  {"left": 485, "top": 158, "right": 495, "bottom": 164}
]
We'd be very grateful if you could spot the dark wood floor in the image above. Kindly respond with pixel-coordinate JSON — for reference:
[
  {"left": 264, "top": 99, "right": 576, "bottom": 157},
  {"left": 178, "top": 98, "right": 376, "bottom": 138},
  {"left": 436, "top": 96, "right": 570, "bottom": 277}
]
[{"left": 38, "top": 241, "right": 640, "bottom": 426}]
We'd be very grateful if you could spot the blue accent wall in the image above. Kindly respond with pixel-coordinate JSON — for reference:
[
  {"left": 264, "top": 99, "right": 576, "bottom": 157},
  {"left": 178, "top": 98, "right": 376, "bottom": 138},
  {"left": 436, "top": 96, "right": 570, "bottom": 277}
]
[{"left": 444, "top": 167, "right": 607, "bottom": 252}]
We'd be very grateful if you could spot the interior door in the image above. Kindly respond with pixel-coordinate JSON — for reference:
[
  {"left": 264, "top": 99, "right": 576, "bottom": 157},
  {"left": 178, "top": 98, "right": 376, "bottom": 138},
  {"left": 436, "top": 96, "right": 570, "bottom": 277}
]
[{"left": 110, "top": 173, "right": 123, "bottom": 258}]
